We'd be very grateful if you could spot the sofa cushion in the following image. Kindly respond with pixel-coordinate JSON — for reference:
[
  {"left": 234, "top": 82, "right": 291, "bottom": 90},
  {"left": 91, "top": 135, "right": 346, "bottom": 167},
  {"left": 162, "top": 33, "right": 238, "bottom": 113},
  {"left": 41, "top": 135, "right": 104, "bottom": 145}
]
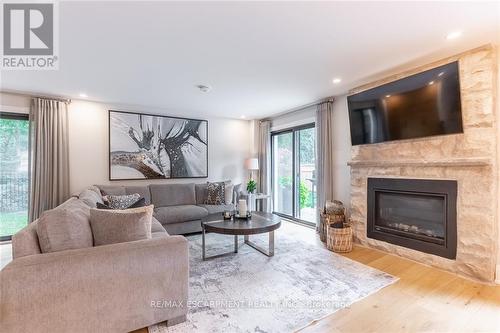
[
  {"left": 79, "top": 189, "right": 104, "bottom": 208},
  {"left": 90, "top": 206, "right": 153, "bottom": 246},
  {"left": 150, "top": 183, "right": 196, "bottom": 207},
  {"left": 97, "top": 185, "right": 152, "bottom": 205},
  {"left": 164, "top": 220, "right": 203, "bottom": 235},
  {"left": 197, "top": 204, "right": 235, "bottom": 214},
  {"left": 195, "top": 183, "right": 208, "bottom": 204},
  {"left": 151, "top": 217, "right": 169, "bottom": 238},
  {"left": 154, "top": 205, "right": 208, "bottom": 224},
  {"left": 36, "top": 198, "right": 93, "bottom": 253},
  {"left": 12, "top": 220, "right": 41, "bottom": 258},
  {"left": 125, "top": 186, "right": 151, "bottom": 205},
  {"left": 151, "top": 216, "right": 167, "bottom": 233},
  {"left": 97, "top": 185, "right": 126, "bottom": 196}
]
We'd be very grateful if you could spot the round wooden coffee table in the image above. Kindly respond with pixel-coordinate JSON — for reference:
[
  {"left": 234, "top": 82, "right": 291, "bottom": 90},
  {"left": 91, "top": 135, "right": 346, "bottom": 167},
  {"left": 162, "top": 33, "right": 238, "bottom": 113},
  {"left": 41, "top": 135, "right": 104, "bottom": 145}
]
[{"left": 201, "top": 212, "right": 281, "bottom": 260}]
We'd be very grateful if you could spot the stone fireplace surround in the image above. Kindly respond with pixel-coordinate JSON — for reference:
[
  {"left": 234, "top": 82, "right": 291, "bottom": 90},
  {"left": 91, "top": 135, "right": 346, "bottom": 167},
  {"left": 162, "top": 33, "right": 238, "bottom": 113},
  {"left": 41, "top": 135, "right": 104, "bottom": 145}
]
[{"left": 348, "top": 45, "right": 499, "bottom": 282}]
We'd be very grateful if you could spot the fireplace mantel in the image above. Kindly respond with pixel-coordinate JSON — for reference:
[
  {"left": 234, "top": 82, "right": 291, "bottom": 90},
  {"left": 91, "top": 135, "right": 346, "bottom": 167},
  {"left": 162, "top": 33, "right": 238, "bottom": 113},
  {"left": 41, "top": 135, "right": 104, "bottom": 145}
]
[{"left": 347, "top": 157, "right": 492, "bottom": 168}]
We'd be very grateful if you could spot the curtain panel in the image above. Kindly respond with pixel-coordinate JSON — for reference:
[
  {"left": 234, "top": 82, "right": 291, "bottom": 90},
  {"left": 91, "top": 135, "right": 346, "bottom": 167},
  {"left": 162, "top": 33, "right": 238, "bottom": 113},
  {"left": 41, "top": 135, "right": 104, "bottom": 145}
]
[
  {"left": 29, "top": 98, "right": 70, "bottom": 222},
  {"left": 315, "top": 100, "right": 335, "bottom": 226},
  {"left": 257, "top": 120, "right": 272, "bottom": 212}
]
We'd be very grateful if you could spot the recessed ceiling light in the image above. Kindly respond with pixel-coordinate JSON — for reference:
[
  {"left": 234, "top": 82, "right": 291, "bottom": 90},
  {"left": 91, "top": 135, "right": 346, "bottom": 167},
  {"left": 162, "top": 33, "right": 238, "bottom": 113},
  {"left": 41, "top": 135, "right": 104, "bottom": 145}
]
[
  {"left": 195, "top": 84, "right": 211, "bottom": 93},
  {"left": 332, "top": 78, "right": 341, "bottom": 84},
  {"left": 438, "top": 72, "right": 445, "bottom": 77},
  {"left": 385, "top": 95, "right": 391, "bottom": 98},
  {"left": 446, "top": 31, "right": 462, "bottom": 40},
  {"left": 79, "top": 93, "right": 88, "bottom": 98},
  {"left": 428, "top": 81, "right": 435, "bottom": 85}
]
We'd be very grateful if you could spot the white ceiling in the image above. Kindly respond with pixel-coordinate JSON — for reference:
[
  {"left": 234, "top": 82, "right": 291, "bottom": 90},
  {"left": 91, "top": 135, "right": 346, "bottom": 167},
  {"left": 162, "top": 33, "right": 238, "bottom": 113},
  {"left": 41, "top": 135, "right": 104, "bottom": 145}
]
[{"left": 1, "top": 1, "right": 499, "bottom": 119}]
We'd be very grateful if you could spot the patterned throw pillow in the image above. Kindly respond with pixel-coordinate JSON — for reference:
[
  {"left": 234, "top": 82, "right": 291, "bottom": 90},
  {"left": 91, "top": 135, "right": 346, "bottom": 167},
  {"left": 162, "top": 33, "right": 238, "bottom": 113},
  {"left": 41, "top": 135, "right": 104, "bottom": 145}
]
[
  {"left": 107, "top": 193, "right": 141, "bottom": 209},
  {"left": 96, "top": 197, "right": 146, "bottom": 210},
  {"left": 205, "top": 182, "right": 225, "bottom": 205}
]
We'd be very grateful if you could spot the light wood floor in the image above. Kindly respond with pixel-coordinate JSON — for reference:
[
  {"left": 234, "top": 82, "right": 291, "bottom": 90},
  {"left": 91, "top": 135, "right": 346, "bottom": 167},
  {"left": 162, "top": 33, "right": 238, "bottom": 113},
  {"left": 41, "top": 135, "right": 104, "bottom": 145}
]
[{"left": 299, "top": 245, "right": 500, "bottom": 333}]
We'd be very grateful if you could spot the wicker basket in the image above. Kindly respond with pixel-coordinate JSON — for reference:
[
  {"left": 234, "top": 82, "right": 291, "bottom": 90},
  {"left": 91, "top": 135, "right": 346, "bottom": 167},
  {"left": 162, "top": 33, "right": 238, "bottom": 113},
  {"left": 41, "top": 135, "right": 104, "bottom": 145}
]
[{"left": 327, "top": 224, "right": 353, "bottom": 253}]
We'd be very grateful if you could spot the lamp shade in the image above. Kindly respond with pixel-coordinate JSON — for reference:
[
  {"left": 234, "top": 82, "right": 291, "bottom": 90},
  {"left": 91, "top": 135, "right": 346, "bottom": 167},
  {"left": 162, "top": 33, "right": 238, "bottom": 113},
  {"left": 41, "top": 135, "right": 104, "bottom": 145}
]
[{"left": 245, "top": 158, "right": 259, "bottom": 170}]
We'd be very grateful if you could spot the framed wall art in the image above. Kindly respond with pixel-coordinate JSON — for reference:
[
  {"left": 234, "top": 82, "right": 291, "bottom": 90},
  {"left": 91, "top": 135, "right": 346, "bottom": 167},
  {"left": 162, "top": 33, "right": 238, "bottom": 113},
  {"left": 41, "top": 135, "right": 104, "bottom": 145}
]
[{"left": 109, "top": 110, "right": 208, "bottom": 180}]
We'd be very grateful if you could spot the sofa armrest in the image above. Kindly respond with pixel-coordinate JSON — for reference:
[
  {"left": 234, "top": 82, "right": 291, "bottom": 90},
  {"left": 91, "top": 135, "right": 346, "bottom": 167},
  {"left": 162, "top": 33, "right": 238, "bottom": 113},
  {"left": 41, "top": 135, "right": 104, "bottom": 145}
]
[{"left": 0, "top": 236, "right": 189, "bottom": 333}]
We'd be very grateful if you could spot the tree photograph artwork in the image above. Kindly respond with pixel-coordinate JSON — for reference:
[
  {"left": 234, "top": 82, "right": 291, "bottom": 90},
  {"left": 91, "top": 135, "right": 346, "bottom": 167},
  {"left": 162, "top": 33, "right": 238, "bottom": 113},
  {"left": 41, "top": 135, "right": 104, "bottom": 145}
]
[{"left": 109, "top": 110, "right": 208, "bottom": 180}]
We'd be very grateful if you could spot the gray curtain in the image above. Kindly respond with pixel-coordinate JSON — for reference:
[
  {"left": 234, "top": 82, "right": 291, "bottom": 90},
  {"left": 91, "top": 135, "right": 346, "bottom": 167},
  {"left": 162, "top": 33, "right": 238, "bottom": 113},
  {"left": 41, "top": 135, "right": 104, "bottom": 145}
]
[
  {"left": 258, "top": 120, "right": 272, "bottom": 212},
  {"left": 29, "top": 98, "right": 70, "bottom": 222},
  {"left": 316, "top": 100, "right": 335, "bottom": 226}
]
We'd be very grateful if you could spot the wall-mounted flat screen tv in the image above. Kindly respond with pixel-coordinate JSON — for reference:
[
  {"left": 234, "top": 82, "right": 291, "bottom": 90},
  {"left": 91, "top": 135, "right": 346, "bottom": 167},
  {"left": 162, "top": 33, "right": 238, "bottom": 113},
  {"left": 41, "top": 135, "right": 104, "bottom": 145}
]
[{"left": 347, "top": 61, "right": 463, "bottom": 146}]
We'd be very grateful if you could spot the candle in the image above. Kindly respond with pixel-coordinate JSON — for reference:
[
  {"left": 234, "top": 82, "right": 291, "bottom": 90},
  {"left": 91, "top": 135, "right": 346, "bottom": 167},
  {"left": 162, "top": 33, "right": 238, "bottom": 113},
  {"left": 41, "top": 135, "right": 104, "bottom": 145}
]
[{"left": 238, "top": 199, "right": 247, "bottom": 216}]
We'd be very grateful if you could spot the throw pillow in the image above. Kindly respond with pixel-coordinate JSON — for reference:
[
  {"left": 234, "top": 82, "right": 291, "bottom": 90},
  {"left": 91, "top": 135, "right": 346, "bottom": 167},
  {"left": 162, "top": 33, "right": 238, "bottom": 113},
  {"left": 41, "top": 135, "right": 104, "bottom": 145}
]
[
  {"left": 36, "top": 198, "right": 94, "bottom": 253},
  {"left": 79, "top": 188, "right": 104, "bottom": 208},
  {"left": 107, "top": 193, "right": 140, "bottom": 209},
  {"left": 89, "top": 205, "right": 154, "bottom": 246},
  {"left": 96, "top": 202, "right": 112, "bottom": 210},
  {"left": 128, "top": 197, "right": 147, "bottom": 208},
  {"left": 95, "top": 197, "right": 146, "bottom": 210},
  {"left": 205, "top": 182, "right": 225, "bottom": 205}
]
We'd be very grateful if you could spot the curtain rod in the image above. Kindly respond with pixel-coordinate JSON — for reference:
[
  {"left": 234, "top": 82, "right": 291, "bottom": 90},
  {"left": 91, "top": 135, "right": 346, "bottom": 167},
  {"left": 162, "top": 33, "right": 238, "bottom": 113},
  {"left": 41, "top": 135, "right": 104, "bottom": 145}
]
[
  {"left": 1, "top": 89, "right": 72, "bottom": 103},
  {"left": 260, "top": 97, "right": 334, "bottom": 122}
]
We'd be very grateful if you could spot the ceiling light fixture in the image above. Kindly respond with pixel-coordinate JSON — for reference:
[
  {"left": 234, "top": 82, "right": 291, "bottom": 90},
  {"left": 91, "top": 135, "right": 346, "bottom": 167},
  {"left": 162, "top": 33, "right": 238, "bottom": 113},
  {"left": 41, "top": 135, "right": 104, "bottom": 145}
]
[
  {"left": 196, "top": 84, "right": 211, "bottom": 93},
  {"left": 385, "top": 95, "right": 391, "bottom": 98},
  {"left": 438, "top": 72, "right": 445, "bottom": 77},
  {"left": 428, "top": 81, "right": 435, "bottom": 85},
  {"left": 240, "top": 115, "right": 246, "bottom": 119},
  {"left": 446, "top": 31, "right": 462, "bottom": 40},
  {"left": 79, "top": 93, "right": 88, "bottom": 98},
  {"left": 332, "top": 78, "right": 341, "bottom": 84}
]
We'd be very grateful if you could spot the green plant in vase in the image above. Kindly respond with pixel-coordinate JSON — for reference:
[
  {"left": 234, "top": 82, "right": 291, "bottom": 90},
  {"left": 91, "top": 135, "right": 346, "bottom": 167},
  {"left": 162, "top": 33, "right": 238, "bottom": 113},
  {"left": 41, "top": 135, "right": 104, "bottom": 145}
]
[{"left": 246, "top": 179, "right": 257, "bottom": 193}]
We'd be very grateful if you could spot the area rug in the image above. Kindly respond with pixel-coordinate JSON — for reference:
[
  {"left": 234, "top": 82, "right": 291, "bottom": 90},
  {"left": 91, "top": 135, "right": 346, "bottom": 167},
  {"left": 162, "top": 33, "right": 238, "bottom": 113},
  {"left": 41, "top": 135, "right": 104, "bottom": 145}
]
[{"left": 149, "top": 223, "right": 397, "bottom": 333}]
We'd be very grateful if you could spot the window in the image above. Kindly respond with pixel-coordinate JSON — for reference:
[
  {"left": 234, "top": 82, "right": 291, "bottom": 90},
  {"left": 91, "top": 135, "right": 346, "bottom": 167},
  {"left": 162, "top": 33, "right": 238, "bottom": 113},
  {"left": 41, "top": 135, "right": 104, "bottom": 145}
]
[
  {"left": 0, "top": 112, "right": 29, "bottom": 241},
  {"left": 272, "top": 124, "right": 316, "bottom": 225}
]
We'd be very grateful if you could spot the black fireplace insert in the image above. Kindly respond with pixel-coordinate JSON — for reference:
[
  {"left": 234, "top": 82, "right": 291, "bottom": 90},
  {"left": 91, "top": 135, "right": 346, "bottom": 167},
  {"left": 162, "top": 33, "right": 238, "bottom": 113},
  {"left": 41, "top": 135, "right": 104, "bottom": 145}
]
[{"left": 367, "top": 178, "right": 457, "bottom": 259}]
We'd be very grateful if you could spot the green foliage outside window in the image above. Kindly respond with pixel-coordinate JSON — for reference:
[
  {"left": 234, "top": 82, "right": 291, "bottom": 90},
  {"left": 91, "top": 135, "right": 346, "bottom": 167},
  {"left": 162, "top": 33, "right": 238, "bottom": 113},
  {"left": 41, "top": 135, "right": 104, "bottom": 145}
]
[
  {"left": 0, "top": 118, "right": 29, "bottom": 168},
  {"left": 278, "top": 176, "right": 313, "bottom": 209}
]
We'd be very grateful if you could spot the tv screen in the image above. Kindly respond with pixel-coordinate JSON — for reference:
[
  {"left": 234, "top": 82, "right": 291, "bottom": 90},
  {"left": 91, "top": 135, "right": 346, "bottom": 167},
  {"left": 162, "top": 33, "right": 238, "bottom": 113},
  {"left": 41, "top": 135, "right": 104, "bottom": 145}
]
[{"left": 348, "top": 61, "right": 463, "bottom": 146}]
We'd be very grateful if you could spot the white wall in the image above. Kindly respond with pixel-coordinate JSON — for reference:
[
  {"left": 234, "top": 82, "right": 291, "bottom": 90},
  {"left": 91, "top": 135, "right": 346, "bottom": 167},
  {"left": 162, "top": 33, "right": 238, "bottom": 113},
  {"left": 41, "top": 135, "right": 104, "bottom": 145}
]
[
  {"left": 68, "top": 100, "right": 251, "bottom": 194},
  {"left": 0, "top": 92, "right": 252, "bottom": 195},
  {"left": 270, "top": 106, "right": 315, "bottom": 132},
  {"left": 0, "top": 92, "right": 30, "bottom": 114}
]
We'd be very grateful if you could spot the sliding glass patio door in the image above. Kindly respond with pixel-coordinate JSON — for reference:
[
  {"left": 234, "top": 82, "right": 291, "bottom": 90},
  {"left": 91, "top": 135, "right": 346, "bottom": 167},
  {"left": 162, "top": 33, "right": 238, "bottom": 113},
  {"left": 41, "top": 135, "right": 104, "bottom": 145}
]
[
  {"left": 0, "top": 113, "right": 30, "bottom": 241},
  {"left": 272, "top": 124, "right": 316, "bottom": 225}
]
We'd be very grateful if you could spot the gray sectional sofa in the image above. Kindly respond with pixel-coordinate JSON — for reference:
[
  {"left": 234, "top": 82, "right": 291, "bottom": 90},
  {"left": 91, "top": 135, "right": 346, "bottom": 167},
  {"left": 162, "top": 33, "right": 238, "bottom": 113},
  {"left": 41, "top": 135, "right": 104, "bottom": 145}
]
[
  {"left": 97, "top": 182, "right": 240, "bottom": 235},
  {"left": 1, "top": 181, "right": 238, "bottom": 332},
  {"left": 1, "top": 187, "right": 189, "bottom": 333}
]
